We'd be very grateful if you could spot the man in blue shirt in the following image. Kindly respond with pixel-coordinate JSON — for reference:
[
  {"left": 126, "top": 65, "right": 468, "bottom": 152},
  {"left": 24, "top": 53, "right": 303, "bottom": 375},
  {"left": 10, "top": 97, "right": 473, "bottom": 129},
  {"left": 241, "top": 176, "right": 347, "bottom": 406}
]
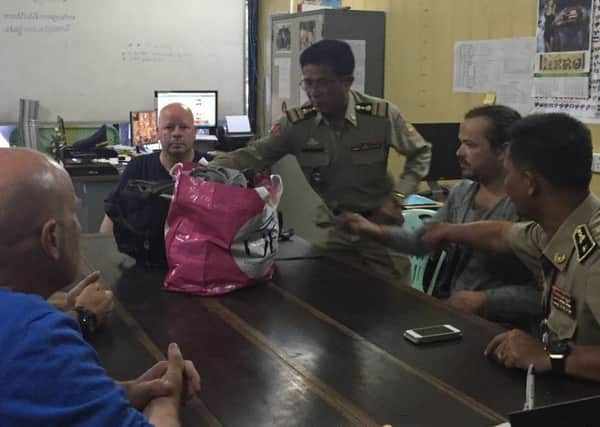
[{"left": 0, "top": 148, "right": 200, "bottom": 426}]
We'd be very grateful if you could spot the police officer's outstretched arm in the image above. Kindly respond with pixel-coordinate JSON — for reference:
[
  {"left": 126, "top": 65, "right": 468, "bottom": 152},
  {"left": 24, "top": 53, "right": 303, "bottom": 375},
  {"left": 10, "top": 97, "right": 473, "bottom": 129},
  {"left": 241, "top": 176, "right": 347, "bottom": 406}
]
[{"left": 210, "top": 118, "right": 293, "bottom": 171}]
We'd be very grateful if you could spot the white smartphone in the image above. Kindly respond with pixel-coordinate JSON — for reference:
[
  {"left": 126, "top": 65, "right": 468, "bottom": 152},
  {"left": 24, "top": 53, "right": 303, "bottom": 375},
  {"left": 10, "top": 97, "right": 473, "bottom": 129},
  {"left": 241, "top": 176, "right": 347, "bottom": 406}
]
[{"left": 403, "top": 324, "right": 462, "bottom": 344}]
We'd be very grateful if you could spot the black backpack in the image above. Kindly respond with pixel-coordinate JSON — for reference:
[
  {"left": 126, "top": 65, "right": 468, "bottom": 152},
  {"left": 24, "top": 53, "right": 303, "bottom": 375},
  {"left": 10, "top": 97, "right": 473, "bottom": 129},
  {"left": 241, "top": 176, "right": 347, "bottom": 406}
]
[{"left": 104, "top": 179, "right": 175, "bottom": 268}]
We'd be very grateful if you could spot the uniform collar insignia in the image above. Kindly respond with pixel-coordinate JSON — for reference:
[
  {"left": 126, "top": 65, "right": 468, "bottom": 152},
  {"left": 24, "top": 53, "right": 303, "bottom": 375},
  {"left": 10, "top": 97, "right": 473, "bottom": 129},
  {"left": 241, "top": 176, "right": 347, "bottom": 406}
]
[{"left": 573, "top": 224, "right": 596, "bottom": 263}]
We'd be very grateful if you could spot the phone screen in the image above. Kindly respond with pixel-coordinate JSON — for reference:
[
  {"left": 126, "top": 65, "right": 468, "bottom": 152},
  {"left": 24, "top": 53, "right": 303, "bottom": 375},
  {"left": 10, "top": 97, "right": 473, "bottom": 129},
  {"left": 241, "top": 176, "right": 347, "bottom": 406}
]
[{"left": 413, "top": 325, "right": 457, "bottom": 336}]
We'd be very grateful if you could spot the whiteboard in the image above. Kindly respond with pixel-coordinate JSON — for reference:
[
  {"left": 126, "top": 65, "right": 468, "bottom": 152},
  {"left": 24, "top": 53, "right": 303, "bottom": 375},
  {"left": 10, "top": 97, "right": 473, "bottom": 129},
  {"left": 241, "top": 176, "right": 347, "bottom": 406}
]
[{"left": 0, "top": 0, "right": 245, "bottom": 122}]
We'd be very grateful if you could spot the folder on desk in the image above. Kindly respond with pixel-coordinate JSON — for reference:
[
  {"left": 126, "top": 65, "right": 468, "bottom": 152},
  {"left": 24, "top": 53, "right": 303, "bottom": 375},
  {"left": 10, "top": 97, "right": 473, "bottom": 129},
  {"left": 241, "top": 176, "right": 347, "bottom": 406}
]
[{"left": 403, "top": 194, "right": 443, "bottom": 209}]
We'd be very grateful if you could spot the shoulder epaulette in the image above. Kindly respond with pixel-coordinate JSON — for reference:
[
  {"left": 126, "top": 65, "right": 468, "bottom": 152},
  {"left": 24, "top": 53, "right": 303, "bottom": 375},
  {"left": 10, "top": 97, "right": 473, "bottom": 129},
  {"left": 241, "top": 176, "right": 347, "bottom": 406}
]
[
  {"left": 355, "top": 100, "right": 389, "bottom": 118},
  {"left": 286, "top": 105, "right": 318, "bottom": 124},
  {"left": 574, "top": 224, "right": 597, "bottom": 263}
]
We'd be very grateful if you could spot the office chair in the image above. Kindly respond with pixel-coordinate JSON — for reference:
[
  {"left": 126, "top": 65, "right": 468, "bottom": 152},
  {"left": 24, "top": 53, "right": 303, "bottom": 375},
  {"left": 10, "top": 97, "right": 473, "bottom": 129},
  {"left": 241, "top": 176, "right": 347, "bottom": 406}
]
[{"left": 401, "top": 208, "right": 446, "bottom": 294}]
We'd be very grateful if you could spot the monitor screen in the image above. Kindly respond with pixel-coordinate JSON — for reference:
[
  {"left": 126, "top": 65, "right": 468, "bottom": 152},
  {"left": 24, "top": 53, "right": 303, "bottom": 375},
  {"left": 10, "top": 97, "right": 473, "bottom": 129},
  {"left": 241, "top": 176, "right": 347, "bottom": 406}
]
[
  {"left": 130, "top": 110, "right": 158, "bottom": 146},
  {"left": 155, "top": 91, "right": 218, "bottom": 128},
  {"left": 413, "top": 123, "right": 462, "bottom": 181}
]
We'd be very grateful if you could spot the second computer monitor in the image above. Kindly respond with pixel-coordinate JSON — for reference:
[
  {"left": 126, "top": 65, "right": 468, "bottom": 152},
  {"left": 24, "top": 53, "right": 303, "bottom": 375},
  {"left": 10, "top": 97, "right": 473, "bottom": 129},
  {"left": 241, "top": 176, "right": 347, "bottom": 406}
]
[
  {"left": 413, "top": 123, "right": 462, "bottom": 182},
  {"left": 130, "top": 110, "right": 158, "bottom": 146},
  {"left": 155, "top": 90, "right": 218, "bottom": 128}
]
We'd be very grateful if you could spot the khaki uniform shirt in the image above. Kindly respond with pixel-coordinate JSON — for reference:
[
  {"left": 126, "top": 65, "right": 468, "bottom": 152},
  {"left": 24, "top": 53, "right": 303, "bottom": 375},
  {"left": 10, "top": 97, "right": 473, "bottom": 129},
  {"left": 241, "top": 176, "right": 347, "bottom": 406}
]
[
  {"left": 210, "top": 90, "right": 431, "bottom": 215},
  {"left": 509, "top": 194, "right": 600, "bottom": 344}
]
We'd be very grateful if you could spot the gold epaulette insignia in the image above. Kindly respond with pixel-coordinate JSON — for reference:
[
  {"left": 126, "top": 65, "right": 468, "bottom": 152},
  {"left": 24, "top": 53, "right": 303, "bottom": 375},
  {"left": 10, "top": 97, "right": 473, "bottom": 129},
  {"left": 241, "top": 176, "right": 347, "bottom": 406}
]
[
  {"left": 355, "top": 101, "right": 388, "bottom": 118},
  {"left": 286, "top": 105, "right": 317, "bottom": 124},
  {"left": 573, "top": 224, "right": 596, "bottom": 263}
]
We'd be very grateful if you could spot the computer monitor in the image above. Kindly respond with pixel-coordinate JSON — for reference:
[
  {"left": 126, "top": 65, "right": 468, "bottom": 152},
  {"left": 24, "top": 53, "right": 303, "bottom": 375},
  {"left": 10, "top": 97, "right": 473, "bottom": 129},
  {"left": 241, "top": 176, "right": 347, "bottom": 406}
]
[
  {"left": 413, "top": 123, "right": 462, "bottom": 181},
  {"left": 130, "top": 110, "right": 158, "bottom": 146},
  {"left": 154, "top": 90, "right": 218, "bottom": 128}
]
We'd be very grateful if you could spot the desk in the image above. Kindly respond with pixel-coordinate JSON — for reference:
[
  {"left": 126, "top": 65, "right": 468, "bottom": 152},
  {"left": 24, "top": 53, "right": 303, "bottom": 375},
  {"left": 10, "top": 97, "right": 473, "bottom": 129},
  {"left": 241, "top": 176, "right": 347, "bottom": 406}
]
[{"left": 81, "top": 234, "right": 600, "bottom": 427}]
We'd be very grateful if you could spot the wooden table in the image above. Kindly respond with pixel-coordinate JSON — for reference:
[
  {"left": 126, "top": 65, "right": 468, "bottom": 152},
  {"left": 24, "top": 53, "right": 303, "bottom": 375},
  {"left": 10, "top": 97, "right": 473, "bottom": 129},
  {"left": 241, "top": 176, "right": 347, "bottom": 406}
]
[{"left": 81, "top": 234, "right": 600, "bottom": 427}]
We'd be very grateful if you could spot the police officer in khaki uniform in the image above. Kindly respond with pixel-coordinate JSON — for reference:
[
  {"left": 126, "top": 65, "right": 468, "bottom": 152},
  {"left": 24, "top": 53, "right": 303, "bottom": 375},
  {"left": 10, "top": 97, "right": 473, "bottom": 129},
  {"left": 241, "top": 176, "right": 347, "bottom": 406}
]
[
  {"left": 423, "top": 113, "right": 600, "bottom": 382},
  {"left": 210, "top": 39, "right": 431, "bottom": 285}
]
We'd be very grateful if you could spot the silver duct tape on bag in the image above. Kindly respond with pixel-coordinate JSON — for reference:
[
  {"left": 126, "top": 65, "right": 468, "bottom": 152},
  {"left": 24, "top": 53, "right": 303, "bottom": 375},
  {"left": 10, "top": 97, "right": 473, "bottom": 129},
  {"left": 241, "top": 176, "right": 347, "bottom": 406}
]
[{"left": 18, "top": 99, "right": 40, "bottom": 150}]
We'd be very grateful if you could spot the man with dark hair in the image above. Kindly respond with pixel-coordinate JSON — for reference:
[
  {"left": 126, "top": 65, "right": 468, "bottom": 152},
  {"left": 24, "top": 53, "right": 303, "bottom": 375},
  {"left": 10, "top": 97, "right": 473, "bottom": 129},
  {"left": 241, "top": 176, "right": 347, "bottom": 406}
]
[
  {"left": 423, "top": 113, "right": 600, "bottom": 382},
  {"left": 341, "top": 105, "right": 541, "bottom": 329},
  {"left": 210, "top": 39, "right": 432, "bottom": 285}
]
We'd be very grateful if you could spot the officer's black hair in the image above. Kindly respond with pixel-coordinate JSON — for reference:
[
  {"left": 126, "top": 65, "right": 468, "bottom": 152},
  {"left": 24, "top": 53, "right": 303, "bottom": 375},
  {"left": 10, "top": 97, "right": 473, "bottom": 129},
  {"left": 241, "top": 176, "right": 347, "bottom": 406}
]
[
  {"left": 508, "top": 113, "right": 592, "bottom": 191},
  {"left": 299, "top": 39, "right": 355, "bottom": 77},
  {"left": 464, "top": 105, "right": 521, "bottom": 151}
]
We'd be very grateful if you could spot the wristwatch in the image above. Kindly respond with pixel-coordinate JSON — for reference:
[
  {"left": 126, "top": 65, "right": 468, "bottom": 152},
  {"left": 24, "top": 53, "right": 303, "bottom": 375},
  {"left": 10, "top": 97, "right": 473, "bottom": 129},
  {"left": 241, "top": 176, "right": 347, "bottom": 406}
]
[
  {"left": 543, "top": 331, "right": 571, "bottom": 374},
  {"left": 393, "top": 191, "right": 406, "bottom": 206},
  {"left": 75, "top": 306, "right": 97, "bottom": 339}
]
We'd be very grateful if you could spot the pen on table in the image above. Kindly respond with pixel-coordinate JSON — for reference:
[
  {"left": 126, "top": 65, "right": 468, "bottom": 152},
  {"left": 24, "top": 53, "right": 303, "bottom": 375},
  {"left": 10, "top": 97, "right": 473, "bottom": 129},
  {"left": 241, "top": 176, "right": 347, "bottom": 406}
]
[{"left": 523, "top": 363, "right": 535, "bottom": 410}]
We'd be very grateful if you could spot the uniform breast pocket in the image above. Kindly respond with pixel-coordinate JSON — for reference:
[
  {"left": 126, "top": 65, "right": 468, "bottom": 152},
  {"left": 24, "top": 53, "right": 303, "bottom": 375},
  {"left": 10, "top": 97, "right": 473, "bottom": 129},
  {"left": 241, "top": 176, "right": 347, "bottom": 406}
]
[
  {"left": 350, "top": 144, "right": 386, "bottom": 165},
  {"left": 298, "top": 151, "right": 330, "bottom": 168}
]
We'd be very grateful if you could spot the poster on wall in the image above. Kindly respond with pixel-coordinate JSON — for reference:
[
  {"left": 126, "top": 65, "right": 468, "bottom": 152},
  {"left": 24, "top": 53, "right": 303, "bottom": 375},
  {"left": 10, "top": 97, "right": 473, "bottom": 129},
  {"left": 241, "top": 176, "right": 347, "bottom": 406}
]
[
  {"left": 534, "top": 0, "right": 593, "bottom": 97},
  {"left": 274, "top": 23, "right": 291, "bottom": 53},
  {"left": 533, "top": 0, "right": 600, "bottom": 121},
  {"left": 299, "top": 20, "right": 317, "bottom": 51}
]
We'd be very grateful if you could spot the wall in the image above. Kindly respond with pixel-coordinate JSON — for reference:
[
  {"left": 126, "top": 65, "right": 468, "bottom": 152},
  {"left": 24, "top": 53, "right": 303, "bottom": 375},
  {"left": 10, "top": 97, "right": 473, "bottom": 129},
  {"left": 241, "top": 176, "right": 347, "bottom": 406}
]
[
  {"left": 0, "top": 0, "right": 245, "bottom": 122},
  {"left": 258, "top": 0, "right": 600, "bottom": 241}
]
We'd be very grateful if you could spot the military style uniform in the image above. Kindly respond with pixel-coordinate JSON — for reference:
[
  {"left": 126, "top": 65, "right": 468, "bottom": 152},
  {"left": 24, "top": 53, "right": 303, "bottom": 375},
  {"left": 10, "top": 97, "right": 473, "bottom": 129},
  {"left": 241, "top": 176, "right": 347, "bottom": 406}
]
[
  {"left": 509, "top": 194, "right": 600, "bottom": 344},
  {"left": 210, "top": 90, "right": 431, "bottom": 285}
]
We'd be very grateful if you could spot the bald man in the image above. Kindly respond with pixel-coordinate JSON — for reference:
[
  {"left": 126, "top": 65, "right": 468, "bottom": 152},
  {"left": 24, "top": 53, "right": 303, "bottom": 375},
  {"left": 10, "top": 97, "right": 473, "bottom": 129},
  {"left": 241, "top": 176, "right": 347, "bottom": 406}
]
[
  {"left": 0, "top": 148, "right": 200, "bottom": 426},
  {"left": 101, "top": 103, "right": 210, "bottom": 265}
]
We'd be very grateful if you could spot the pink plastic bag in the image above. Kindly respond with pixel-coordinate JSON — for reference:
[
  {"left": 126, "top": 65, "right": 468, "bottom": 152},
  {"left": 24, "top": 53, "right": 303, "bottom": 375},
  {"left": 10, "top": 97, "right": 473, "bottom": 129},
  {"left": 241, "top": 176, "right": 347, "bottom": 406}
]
[{"left": 163, "top": 164, "right": 283, "bottom": 296}]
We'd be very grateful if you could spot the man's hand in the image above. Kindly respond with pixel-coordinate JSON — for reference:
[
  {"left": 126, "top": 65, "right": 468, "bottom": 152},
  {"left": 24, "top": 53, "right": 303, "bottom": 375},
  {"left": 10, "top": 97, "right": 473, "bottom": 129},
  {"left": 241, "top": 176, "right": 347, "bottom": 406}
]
[
  {"left": 47, "top": 271, "right": 114, "bottom": 326},
  {"left": 446, "top": 290, "right": 487, "bottom": 314},
  {"left": 373, "top": 194, "right": 404, "bottom": 226},
  {"left": 120, "top": 350, "right": 201, "bottom": 411},
  {"left": 337, "top": 212, "right": 387, "bottom": 239},
  {"left": 71, "top": 271, "right": 114, "bottom": 325},
  {"left": 484, "top": 329, "right": 551, "bottom": 372},
  {"left": 143, "top": 343, "right": 197, "bottom": 426},
  {"left": 422, "top": 222, "right": 455, "bottom": 251}
]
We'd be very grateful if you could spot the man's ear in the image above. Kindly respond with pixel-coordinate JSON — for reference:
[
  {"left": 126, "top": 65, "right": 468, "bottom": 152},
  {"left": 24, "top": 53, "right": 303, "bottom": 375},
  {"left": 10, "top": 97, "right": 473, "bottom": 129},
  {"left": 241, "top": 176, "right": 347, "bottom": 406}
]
[
  {"left": 524, "top": 171, "right": 539, "bottom": 198},
  {"left": 341, "top": 75, "right": 354, "bottom": 89},
  {"left": 40, "top": 219, "right": 60, "bottom": 260},
  {"left": 496, "top": 142, "right": 509, "bottom": 162}
]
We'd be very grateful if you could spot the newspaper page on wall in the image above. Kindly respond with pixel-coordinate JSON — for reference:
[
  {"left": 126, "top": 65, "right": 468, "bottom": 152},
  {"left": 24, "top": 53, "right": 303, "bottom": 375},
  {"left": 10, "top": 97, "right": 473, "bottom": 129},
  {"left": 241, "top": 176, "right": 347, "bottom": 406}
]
[
  {"left": 453, "top": 37, "right": 536, "bottom": 116},
  {"left": 533, "top": 0, "right": 600, "bottom": 122}
]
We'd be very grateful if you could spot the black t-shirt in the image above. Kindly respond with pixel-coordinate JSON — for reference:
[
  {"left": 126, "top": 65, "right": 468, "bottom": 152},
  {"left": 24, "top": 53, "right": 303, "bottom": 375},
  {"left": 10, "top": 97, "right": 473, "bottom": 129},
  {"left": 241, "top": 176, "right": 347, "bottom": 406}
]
[
  {"left": 106, "top": 150, "right": 206, "bottom": 267},
  {"left": 116, "top": 150, "right": 204, "bottom": 191}
]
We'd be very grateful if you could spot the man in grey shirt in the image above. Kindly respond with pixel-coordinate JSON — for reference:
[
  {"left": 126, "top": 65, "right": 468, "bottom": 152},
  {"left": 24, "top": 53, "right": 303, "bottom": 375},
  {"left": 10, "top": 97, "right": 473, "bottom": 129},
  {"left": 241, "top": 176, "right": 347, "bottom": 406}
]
[{"left": 341, "top": 105, "right": 542, "bottom": 329}]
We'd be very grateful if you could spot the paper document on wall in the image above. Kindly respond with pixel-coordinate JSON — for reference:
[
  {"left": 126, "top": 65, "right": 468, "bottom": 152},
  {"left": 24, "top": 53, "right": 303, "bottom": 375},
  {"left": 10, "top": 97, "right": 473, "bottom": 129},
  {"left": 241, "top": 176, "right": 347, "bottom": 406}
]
[
  {"left": 453, "top": 37, "right": 536, "bottom": 115},
  {"left": 453, "top": 38, "right": 536, "bottom": 92},
  {"left": 533, "top": 76, "right": 589, "bottom": 98},
  {"left": 343, "top": 39, "right": 366, "bottom": 93},
  {"left": 274, "top": 57, "right": 291, "bottom": 99}
]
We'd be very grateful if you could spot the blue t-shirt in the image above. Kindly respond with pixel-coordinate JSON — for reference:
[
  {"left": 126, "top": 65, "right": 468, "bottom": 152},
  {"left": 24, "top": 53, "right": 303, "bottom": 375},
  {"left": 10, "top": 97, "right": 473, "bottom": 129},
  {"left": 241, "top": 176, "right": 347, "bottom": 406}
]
[{"left": 0, "top": 289, "right": 152, "bottom": 427}]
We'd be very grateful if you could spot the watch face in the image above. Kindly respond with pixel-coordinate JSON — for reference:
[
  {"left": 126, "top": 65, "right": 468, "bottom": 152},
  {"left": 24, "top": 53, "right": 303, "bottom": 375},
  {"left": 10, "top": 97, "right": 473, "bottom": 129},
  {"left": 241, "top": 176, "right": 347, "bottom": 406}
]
[{"left": 545, "top": 332, "right": 571, "bottom": 355}]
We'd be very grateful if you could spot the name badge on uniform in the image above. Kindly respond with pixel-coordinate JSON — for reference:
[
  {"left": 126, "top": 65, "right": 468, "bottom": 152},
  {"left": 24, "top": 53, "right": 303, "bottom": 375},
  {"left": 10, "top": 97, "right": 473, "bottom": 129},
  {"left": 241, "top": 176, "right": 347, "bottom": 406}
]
[
  {"left": 302, "top": 138, "right": 325, "bottom": 153},
  {"left": 551, "top": 285, "right": 576, "bottom": 317},
  {"left": 350, "top": 142, "right": 383, "bottom": 152},
  {"left": 573, "top": 224, "right": 596, "bottom": 263}
]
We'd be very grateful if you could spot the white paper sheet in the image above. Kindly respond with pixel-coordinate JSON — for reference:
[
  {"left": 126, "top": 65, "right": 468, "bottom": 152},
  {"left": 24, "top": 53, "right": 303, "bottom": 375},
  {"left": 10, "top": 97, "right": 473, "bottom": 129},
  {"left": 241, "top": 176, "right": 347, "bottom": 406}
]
[
  {"left": 453, "top": 37, "right": 536, "bottom": 95},
  {"left": 274, "top": 57, "right": 291, "bottom": 99},
  {"left": 343, "top": 39, "right": 366, "bottom": 93},
  {"left": 533, "top": 76, "right": 590, "bottom": 98}
]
